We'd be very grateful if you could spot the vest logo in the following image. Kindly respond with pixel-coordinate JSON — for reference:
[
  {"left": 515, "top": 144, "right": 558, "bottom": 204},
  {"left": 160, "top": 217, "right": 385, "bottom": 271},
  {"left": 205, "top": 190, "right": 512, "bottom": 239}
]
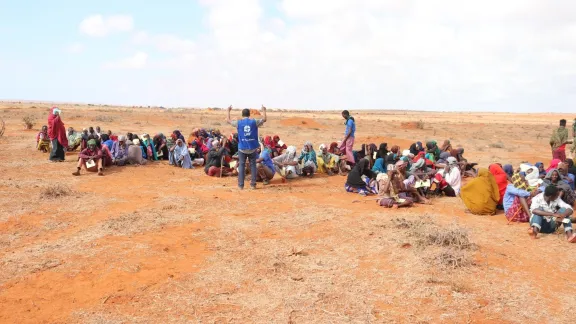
[{"left": 243, "top": 125, "right": 251, "bottom": 137}]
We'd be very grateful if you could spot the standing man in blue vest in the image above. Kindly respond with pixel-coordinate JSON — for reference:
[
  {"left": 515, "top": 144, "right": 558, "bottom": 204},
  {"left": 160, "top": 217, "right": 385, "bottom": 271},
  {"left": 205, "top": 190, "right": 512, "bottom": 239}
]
[{"left": 227, "top": 105, "right": 267, "bottom": 190}]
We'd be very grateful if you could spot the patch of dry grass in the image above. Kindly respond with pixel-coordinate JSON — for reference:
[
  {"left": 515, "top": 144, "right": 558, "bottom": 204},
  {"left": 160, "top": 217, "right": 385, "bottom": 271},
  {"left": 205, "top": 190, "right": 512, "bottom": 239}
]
[
  {"left": 41, "top": 183, "right": 71, "bottom": 199},
  {"left": 92, "top": 115, "right": 115, "bottom": 123}
]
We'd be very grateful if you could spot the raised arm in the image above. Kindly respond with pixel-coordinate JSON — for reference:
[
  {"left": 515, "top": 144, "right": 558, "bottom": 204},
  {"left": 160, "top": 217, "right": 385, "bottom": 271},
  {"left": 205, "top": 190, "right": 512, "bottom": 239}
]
[
  {"left": 226, "top": 105, "right": 233, "bottom": 124},
  {"left": 261, "top": 105, "right": 267, "bottom": 123}
]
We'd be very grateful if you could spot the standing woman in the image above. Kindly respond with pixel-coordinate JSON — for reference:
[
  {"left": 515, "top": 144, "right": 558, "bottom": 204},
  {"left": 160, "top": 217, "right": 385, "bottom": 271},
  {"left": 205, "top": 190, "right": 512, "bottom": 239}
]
[{"left": 47, "top": 107, "right": 68, "bottom": 162}]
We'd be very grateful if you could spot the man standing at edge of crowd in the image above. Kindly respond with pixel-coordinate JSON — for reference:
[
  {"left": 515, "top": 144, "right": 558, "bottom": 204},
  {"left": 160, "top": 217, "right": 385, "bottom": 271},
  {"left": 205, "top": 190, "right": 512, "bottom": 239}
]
[
  {"left": 227, "top": 105, "right": 267, "bottom": 190},
  {"left": 339, "top": 110, "right": 356, "bottom": 166},
  {"left": 550, "top": 119, "right": 569, "bottom": 161}
]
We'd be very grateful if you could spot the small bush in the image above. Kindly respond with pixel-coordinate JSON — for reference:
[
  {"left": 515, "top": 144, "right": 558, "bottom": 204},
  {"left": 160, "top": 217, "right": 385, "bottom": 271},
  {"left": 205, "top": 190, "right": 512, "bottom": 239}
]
[
  {"left": 429, "top": 248, "right": 473, "bottom": 269},
  {"left": 41, "top": 184, "right": 71, "bottom": 199},
  {"left": 22, "top": 115, "right": 35, "bottom": 129},
  {"left": 416, "top": 120, "right": 425, "bottom": 129},
  {"left": 489, "top": 142, "right": 505, "bottom": 149},
  {"left": 92, "top": 115, "right": 115, "bottom": 123}
]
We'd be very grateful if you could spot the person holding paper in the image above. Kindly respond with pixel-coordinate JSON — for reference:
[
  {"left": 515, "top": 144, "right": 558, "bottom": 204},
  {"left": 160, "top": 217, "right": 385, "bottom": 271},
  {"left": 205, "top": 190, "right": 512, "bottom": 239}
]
[{"left": 73, "top": 139, "right": 104, "bottom": 176}]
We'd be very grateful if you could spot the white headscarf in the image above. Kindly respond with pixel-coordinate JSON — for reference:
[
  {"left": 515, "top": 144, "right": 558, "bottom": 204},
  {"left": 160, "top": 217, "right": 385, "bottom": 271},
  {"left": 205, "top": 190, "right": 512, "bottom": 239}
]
[
  {"left": 525, "top": 166, "right": 543, "bottom": 187},
  {"left": 319, "top": 143, "right": 326, "bottom": 151}
]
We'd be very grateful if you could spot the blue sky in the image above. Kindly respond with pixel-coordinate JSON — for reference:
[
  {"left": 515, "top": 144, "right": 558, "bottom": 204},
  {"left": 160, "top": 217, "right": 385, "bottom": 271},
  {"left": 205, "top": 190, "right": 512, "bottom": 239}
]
[{"left": 1, "top": 0, "right": 575, "bottom": 112}]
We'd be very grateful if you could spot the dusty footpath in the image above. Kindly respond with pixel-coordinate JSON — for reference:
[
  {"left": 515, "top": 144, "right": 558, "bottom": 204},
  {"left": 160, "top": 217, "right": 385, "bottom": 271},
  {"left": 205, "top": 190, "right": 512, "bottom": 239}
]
[{"left": 0, "top": 102, "right": 575, "bottom": 323}]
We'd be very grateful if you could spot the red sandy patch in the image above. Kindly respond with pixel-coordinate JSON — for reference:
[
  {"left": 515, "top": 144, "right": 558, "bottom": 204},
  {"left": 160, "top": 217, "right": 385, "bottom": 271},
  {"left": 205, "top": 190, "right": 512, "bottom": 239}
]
[{"left": 279, "top": 117, "right": 324, "bottom": 128}]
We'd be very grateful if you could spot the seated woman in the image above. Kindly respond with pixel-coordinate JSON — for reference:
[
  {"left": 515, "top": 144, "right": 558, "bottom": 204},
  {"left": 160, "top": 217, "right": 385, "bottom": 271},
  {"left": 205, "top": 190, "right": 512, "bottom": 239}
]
[
  {"left": 489, "top": 164, "right": 508, "bottom": 210},
  {"left": 377, "top": 143, "right": 389, "bottom": 159},
  {"left": 169, "top": 139, "right": 193, "bottom": 169},
  {"left": 345, "top": 158, "right": 377, "bottom": 196},
  {"left": 273, "top": 146, "right": 300, "bottom": 181},
  {"left": 204, "top": 139, "right": 235, "bottom": 177},
  {"left": 328, "top": 142, "right": 349, "bottom": 174},
  {"left": 36, "top": 125, "right": 51, "bottom": 153},
  {"left": 394, "top": 160, "right": 429, "bottom": 204},
  {"left": 409, "top": 142, "right": 424, "bottom": 156},
  {"left": 227, "top": 133, "right": 239, "bottom": 157},
  {"left": 141, "top": 134, "right": 158, "bottom": 161},
  {"left": 385, "top": 146, "right": 400, "bottom": 169},
  {"left": 153, "top": 133, "right": 169, "bottom": 160},
  {"left": 504, "top": 166, "right": 541, "bottom": 223},
  {"left": 543, "top": 168, "right": 576, "bottom": 206},
  {"left": 450, "top": 148, "right": 477, "bottom": 178},
  {"left": 503, "top": 164, "right": 514, "bottom": 182},
  {"left": 298, "top": 142, "right": 318, "bottom": 177},
  {"left": 436, "top": 152, "right": 451, "bottom": 165},
  {"left": 317, "top": 144, "right": 339, "bottom": 176},
  {"left": 535, "top": 162, "right": 546, "bottom": 178},
  {"left": 256, "top": 146, "right": 275, "bottom": 185},
  {"left": 272, "top": 135, "right": 287, "bottom": 156},
  {"left": 377, "top": 171, "right": 414, "bottom": 208},
  {"left": 353, "top": 144, "right": 367, "bottom": 165},
  {"left": 111, "top": 135, "right": 130, "bottom": 166},
  {"left": 188, "top": 142, "right": 206, "bottom": 166},
  {"left": 366, "top": 143, "right": 378, "bottom": 168},
  {"left": 440, "top": 140, "right": 452, "bottom": 153},
  {"left": 73, "top": 139, "right": 104, "bottom": 176},
  {"left": 126, "top": 140, "right": 147, "bottom": 165},
  {"left": 66, "top": 127, "right": 82, "bottom": 151},
  {"left": 100, "top": 140, "right": 113, "bottom": 167},
  {"left": 409, "top": 158, "right": 435, "bottom": 196},
  {"left": 425, "top": 141, "right": 441, "bottom": 162},
  {"left": 372, "top": 156, "right": 387, "bottom": 175},
  {"left": 460, "top": 168, "right": 500, "bottom": 215},
  {"left": 432, "top": 172, "right": 456, "bottom": 197},
  {"left": 100, "top": 134, "right": 114, "bottom": 151}
]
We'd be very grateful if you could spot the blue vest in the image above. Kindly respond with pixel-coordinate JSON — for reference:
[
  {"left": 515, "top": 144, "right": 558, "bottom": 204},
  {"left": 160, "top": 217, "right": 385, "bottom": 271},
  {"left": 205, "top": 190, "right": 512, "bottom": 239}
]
[{"left": 237, "top": 118, "right": 259, "bottom": 150}]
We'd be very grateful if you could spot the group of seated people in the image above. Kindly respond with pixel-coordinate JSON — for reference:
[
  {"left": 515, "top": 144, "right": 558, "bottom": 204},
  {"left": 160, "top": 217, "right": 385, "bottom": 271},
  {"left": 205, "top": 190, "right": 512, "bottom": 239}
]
[
  {"left": 458, "top": 159, "right": 576, "bottom": 242},
  {"left": 344, "top": 140, "right": 475, "bottom": 205},
  {"left": 36, "top": 123, "right": 576, "bottom": 242}
]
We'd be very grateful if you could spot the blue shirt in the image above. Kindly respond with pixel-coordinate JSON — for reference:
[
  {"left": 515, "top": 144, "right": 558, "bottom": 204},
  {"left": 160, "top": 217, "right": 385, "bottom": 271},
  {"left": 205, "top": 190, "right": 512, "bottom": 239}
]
[
  {"left": 345, "top": 118, "right": 355, "bottom": 138},
  {"left": 260, "top": 149, "right": 275, "bottom": 175},
  {"left": 564, "top": 174, "right": 575, "bottom": 190},
  {"left": 503, "top": 184, "right": 531, "bottom": 213}
]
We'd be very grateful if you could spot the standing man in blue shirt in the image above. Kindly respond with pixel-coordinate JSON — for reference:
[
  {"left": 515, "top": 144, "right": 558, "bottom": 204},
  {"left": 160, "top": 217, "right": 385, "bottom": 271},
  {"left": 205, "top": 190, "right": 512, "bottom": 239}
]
[
  {"left": 227, "top": 105, "right": 267, "bottom": 190},
  {"left": 339, "top": 110, "right": 356, "bottom": 166}
]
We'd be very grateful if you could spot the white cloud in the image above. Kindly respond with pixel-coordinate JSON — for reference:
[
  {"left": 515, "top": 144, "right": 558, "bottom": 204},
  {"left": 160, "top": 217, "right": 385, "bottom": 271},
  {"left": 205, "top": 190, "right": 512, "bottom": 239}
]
[
  {"left": 79, "top": 14, "right": 134, "bottom": 37},
  {"left": 65, "top": 43, "right": 85, "bottom": 54},
  {"left": 132, "top": 32, "right": 195, "bottom": 53},
  {"left": 92, "top": 0, "right": 576, "bottom": 111},
  {"left": 103, "top": 52, "right": 148, "bottom": 69}
]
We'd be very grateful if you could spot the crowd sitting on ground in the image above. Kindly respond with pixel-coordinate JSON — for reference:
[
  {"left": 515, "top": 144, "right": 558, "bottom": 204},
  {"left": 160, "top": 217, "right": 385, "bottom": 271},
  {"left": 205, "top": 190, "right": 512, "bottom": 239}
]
[{"left": 38, "top": 107, "right": 576, "bottom": 243}]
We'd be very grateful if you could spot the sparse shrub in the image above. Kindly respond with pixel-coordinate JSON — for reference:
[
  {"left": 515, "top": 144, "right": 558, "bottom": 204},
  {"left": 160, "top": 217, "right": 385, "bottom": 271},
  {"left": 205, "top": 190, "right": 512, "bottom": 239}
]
[
  {"left": 489, "top": 142, "right": 505, "bottom": 149},
  {"left": 212, "top": 122, "right": 221, "bottom": 126},
  {"left": 41, "top": 183, "right": 71, "bottom": 199},
  {"left": 416, "top": 120, "right": 425, "bottom": 129},
  {"left": 429, "top": 248, "right": 473, "bottom": 269},
  {"left": 22, "top": 115, "right": 35, "bottom": 129},
  {"left": 92, "top": 115, "right": 115, "bottom": 123}
]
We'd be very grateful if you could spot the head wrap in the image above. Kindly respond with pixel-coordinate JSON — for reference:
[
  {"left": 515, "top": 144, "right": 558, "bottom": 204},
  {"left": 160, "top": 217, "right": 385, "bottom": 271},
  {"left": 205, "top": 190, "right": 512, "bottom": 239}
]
[
  {"left": 87, "top": 139, "right": 97, "bottom": 146},
  {"left": 118, "top": 135, "right": 126, "bottom": 142},
  {"left": 287, "top": 146, "right": 296, "bottom": 154},
  {"left": 212, "top": 139, "right": 219, "bottom": 146},
  {"left": 319, "top": 144, "right": 326, "bottom": 151},
  {"left": 133, "top": 138, "right": 140, "bottom": 145},
  {"left": 503, "top": 164, "right": 514, "bottom": 177},
  {"left": 447, "top": 157, "right": 458, "bottom": 166}
]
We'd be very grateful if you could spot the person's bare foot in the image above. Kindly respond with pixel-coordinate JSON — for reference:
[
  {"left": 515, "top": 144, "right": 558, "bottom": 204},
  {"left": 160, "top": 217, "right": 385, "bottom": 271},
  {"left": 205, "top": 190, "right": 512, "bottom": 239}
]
[
  {"left": 568, "top": 233, "right": 576, "bottom": 243},
  {"left": 98, "top": 169, "right": 104, "bottom": 176},
  {"left": 528, "top": 227, "right": 537, "bottom": 239},
  {"left": 392, "top": 205, "right": 399, "bottom": 209}
]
